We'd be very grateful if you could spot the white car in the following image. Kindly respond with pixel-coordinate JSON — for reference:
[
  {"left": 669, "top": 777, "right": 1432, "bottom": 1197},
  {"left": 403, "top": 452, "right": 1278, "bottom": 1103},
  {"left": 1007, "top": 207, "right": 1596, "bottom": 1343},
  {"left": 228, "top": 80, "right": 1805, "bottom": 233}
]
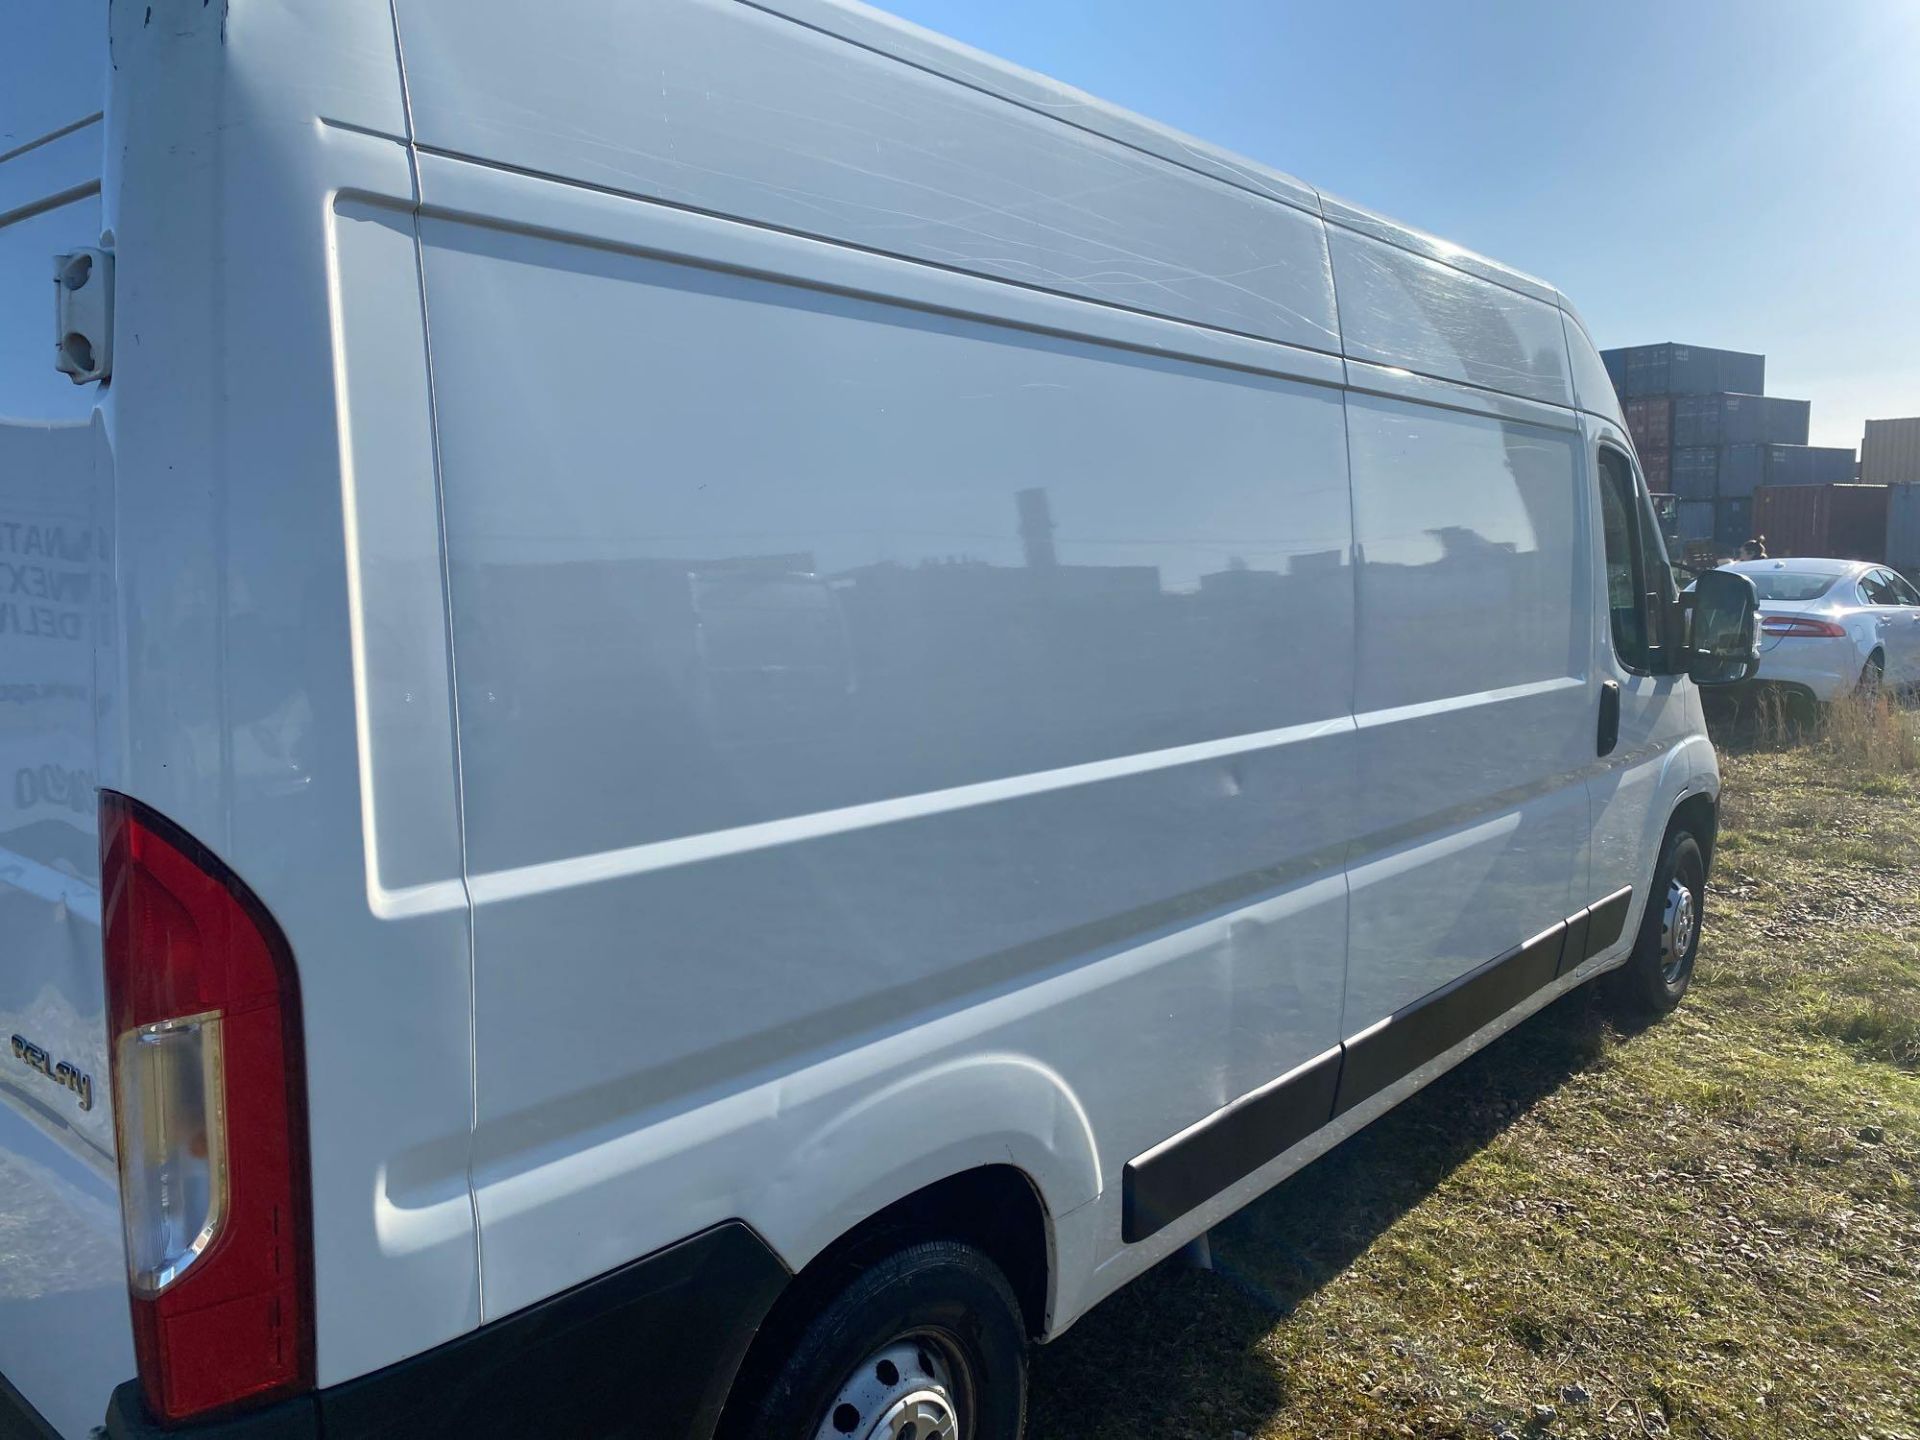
[{"left": 1723, "top": 557, "right": 1920, "bottom": 701}]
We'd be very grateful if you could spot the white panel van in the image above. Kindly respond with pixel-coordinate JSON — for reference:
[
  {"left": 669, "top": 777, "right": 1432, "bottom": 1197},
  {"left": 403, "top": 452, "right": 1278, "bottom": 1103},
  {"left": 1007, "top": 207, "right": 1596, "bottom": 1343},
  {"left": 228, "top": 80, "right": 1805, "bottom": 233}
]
[{"left": 0, "top": 3, "right": 1760, "bottom": 1437}]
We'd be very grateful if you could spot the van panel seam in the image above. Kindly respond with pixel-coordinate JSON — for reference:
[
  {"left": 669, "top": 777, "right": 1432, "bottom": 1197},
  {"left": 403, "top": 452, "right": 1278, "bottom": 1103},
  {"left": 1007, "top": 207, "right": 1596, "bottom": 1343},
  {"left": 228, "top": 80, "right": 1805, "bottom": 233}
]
[{"left": 386, "top": 0, "right": 486, "bottom": 1325}]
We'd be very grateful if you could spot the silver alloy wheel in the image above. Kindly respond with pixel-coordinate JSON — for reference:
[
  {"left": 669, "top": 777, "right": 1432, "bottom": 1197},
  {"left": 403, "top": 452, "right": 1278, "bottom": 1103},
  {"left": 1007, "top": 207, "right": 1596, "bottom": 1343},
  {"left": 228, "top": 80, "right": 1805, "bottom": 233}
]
[
  {"left": 1660, "top": 876, "right": 1697, "bottom": 985},
  {"left": 814, "top": 1334, "right": 967, "bottom": 1440}
]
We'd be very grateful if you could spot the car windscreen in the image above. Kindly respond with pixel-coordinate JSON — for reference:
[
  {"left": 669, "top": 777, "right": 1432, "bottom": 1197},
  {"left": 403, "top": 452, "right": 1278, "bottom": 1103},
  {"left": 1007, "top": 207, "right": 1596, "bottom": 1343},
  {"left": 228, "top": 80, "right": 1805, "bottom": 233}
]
[{"left": 1743, "top": 571, "right": 1839, "bottom": 602}]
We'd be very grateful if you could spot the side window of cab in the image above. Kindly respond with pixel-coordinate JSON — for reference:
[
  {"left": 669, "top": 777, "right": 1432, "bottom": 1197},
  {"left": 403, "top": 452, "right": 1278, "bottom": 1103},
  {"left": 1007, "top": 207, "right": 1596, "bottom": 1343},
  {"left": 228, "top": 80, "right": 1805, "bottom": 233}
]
[{"left": 1597, "top": 446, "right": 1657, "bottom": 671}]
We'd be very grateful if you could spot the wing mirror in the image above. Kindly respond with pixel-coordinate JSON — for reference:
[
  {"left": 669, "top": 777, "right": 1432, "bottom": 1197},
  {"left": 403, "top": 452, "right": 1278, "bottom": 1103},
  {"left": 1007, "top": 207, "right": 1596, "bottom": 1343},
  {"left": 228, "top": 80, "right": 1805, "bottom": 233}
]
[{"left": 1683, "top": 568, "right": 1760, "bottom": 686}]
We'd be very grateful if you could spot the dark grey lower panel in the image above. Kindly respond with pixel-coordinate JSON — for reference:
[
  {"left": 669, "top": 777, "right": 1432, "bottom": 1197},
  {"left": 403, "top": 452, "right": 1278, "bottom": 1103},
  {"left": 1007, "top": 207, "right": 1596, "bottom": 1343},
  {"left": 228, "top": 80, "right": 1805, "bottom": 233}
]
[
  {"left": 1121, "top": 888, "right": 1634, "bottom": 1244},
  {"left": 0, "top": 1368, "right": 60, "bottom": 1440},
  {"left": 1121, "top": 1047, "right": 1342, "bottom": 1243},
  {"left": 1584, "top": 886, "right": 1634, "bottom": 957},
  {"left": 1556, "top": 907, "right": 1592, "bottom": 979},
  {"left": 105, "top": 1222, "right": 790, "bottom": 1440},
  {"left": 1333, "top": 921, "right": 1566, "bottom": 1118}
]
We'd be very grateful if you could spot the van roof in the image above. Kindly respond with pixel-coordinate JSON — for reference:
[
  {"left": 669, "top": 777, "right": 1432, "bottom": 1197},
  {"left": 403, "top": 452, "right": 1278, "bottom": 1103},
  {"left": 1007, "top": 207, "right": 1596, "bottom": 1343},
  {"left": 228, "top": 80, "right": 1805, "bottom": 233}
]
[{"left": 785, "top": 0, "right": 1573, "bottom": 315}]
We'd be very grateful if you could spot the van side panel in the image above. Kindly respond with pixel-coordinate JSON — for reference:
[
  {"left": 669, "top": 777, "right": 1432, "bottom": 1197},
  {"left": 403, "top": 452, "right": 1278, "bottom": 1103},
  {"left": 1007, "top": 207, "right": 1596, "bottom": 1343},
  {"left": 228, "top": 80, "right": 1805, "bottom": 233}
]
[
  {"left": 1341, "top": 377, "right": 1592, "bottom": 1039},
  {"left": 412, "top": 140, "right": 1359, "bottom": 1321},
  {"left": 389, "top": 0, "right": 1340, "bottom": 355}
]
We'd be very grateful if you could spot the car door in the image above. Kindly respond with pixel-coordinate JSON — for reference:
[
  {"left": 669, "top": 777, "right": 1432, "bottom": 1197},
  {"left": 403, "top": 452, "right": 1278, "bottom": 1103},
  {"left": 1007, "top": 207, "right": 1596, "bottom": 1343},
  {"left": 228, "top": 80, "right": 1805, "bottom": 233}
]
[
  {"left": 1856, "top": 569, "right": 1903, "bottom": 684},
  {"left": 1585, "top": 432, "right": 1696, "bottom": 957},
  {"left": 1871, "top": 568, "right": 1920, "bottom": 684}
]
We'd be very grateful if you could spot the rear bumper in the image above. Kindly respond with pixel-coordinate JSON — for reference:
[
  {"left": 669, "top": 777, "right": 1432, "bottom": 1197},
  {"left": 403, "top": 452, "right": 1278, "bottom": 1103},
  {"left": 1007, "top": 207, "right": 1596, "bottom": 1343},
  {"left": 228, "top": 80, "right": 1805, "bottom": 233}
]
[
  {"left": 2, "top": 1369, "right": 62, "bottom": 1440},
  {"left": 102, "top": 1222, "right": 788, "bottom": 1440},
  {"left": 1753, "top": 636, "right": 1861, "bottom": 702}
]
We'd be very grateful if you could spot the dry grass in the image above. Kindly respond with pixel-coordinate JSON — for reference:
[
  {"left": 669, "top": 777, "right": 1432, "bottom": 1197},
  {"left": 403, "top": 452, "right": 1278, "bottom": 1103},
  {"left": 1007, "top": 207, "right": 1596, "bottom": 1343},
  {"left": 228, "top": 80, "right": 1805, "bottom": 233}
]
[
  {"left": 1026, "top": 706, "right": 1920, "bottom": 1440},
  {"left": 1748, "top": 686, "right": 1920, "bottom": 776},
  {"left": 1820, "top": 692, "right": 1920, "bottom": 776}
]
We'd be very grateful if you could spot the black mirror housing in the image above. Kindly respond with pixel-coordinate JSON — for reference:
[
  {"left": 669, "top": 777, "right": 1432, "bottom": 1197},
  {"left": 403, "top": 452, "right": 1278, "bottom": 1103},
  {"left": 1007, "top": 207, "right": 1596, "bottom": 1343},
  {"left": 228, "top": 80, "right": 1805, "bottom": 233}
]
[{"left": 1686, "top": 569, "right": 1760, "bottom": 686}]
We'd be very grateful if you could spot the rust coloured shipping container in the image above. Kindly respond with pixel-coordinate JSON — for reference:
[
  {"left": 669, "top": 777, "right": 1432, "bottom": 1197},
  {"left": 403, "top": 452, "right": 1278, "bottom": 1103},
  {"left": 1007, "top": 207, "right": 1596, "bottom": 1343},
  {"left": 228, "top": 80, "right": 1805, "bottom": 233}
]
[
  {"left": 1623, "top": 397, "right": 1671, "bottom": 451},
  {"left": 1752, "top": 483, "right": 1890, "bottom": 562},
  {"left": 1640, "top": 447, "right": 1669, "bottom": 493}
]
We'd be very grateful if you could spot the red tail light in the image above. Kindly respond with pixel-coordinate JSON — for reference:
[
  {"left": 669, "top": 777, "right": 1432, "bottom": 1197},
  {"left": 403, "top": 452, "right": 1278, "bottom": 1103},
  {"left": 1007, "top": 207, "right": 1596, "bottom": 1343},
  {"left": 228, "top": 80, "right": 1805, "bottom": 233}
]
[
  {"left": 100, "top": 792, "right": 313, "bottom": 1423},
  {"left": 1759, "top": 614, "right": 1846, "bottom": 638}
]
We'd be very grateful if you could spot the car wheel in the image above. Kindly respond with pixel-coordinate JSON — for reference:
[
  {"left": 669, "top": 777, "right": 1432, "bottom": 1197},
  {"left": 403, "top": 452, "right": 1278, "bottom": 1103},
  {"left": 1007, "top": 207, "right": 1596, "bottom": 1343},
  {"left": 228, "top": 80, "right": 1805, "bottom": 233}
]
[
  {"left": 1608, "top": 827, "right": 1705, "bottom": 1018},
  {"left": 739, "top": 1241, "right": 1028, "bottom": 1440},
  {"left": 1857, "top": 650, "right": 1886, "bottom": 698}
]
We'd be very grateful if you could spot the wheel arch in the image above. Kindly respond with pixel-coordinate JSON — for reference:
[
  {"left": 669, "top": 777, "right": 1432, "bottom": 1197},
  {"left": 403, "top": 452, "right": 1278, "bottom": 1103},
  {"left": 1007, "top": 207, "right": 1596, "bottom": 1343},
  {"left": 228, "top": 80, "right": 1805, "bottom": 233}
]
[
  {"left": 740, "top": 1051, "right": 1097, "bottom": 1329},
  {"left": 716, "top": 1163, "right": 1053, "bottom": 1439},
  {"left": 1668, "top": 789, "right": 1719, "bottom": 874}
]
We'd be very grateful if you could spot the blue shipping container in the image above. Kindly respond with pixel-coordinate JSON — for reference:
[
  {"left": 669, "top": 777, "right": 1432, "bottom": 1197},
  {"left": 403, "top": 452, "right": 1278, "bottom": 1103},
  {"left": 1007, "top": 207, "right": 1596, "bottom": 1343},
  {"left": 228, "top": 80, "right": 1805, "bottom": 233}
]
[
  {"left": 1720, "top": 444, "right": 1764, "bottom": 497},
  {"left": 1671, "top": 393, "right": 1810, "bottom": 447},
  {"left": 1672, "top": 446, "right": 1720, "bottom": 500},
  {"left": 1887, "top": 483, "right": 1920, "bottom": 579},
  {"left": 1811, "top": 446, "right": 1856, "bottom": 484},
  {"left": 1716, "top": 497, "right": 1754, "bottom": 550},
  {"left": 1676, "top": 500, "right": 1716, "bottom": 541},
  {"left": 1604, "top": 342, "right": 1766, "bottom": 399},
  {"left": 1757, "top": 445, "right": 1858, "bottom": 488}
]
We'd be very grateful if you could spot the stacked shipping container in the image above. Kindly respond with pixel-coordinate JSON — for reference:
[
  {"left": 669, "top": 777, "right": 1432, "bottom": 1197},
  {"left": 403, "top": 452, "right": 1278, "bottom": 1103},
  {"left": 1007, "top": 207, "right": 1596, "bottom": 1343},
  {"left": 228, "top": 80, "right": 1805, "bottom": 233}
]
[
  {"left": 1618, "top": 343, "right": 1763, "bottom": 399},
  {"left": 1671, "top": 442, "right": 1856, "bottom": 500},
  {"left": 1861, "top": 418, "right": 1920, "bottom": 487},
  {"left": 1671, "top": 393, "right": 1807, "bottom": 448},
  {"left": 1857, "top": 420, "right": 1920, "bottom": 579},
  {"left": 1601, "top": 341, "right": 1860, "bottom": 556},
  {"left": 1889, "top": 484, "right": 1920, "bottom": 578},
  {"left": 1751, "top": 485, "right": 1889, "bottom": 564}
]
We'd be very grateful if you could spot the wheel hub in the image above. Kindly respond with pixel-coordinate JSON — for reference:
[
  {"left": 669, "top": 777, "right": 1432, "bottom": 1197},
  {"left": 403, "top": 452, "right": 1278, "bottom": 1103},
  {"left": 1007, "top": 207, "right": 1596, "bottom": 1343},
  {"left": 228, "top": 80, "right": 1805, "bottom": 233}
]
[
  {"left": 816, "top": 1336, "right": 963, "bottom": 1440},
  {"left": 1661, "top": 877, "right": 1697, "bottom": 983}
]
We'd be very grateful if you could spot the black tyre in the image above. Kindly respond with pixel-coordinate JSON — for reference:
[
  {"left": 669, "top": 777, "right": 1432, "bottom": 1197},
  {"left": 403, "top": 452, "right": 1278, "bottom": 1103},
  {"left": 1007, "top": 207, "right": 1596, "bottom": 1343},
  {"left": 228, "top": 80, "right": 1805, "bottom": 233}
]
[
  {"left": 740, "top": 1241, "right": 1027, "bottom": 1440},
  {"left": 1609, "top": 828, "right": 1705, "bottom": 1018},
  {"left": 1858, "top": 650, "right": 1886, "bottom": 698}
]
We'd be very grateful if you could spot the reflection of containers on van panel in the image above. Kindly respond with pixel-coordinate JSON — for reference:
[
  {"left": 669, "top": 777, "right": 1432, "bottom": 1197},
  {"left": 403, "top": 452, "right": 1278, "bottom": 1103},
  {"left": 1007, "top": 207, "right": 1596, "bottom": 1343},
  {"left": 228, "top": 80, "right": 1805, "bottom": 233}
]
[{"left": 1753, "top": 483, "right": 1890, "bottom": 563}]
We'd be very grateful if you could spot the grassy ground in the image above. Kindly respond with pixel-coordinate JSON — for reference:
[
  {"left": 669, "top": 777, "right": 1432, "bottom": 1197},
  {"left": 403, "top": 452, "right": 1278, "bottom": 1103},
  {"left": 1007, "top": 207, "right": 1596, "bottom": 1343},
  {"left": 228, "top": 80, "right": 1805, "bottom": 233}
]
[{"left": 1028, "top": 702, "right": 1920, "bottom": 1440}]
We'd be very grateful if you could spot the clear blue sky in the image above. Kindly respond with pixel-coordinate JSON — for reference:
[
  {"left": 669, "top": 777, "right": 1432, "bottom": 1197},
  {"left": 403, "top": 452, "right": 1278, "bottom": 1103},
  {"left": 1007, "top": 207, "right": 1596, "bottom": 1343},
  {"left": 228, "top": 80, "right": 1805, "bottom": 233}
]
[{"left": 878, "top": 0, "right": 1920, "bottom": 451}]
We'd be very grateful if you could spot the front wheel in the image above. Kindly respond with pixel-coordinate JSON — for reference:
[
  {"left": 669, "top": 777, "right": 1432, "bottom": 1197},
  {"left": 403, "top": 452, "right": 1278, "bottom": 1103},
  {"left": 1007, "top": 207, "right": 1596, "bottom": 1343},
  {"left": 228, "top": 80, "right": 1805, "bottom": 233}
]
[
  {"left": 740, "top": 1241, "right": 1028, "bottom": 1440},
  {"left": 1608, "top": 827, "right": 1705, "bottom": 1018}
]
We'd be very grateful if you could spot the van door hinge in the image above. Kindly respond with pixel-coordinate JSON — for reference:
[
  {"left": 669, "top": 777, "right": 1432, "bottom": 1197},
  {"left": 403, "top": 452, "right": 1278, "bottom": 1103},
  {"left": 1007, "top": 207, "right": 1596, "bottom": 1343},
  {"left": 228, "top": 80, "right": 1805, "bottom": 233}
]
[{"left": 52, "top": 247, "right": 113, "bottom": 384}]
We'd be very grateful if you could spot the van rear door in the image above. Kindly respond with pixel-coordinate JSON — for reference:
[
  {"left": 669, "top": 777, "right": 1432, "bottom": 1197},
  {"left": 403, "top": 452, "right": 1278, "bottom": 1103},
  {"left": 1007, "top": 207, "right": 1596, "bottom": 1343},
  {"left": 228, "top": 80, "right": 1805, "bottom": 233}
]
[{"left": 0, "top": 5, "right": 135, "bottom": 1436}]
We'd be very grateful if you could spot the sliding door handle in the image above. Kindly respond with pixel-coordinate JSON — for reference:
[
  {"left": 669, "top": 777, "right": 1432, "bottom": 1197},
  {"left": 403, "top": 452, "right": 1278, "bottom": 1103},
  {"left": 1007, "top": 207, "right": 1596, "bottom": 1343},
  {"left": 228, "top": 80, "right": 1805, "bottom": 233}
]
[{"left": 1597, "top": 680, "right": 1621, "bottom": 757}]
